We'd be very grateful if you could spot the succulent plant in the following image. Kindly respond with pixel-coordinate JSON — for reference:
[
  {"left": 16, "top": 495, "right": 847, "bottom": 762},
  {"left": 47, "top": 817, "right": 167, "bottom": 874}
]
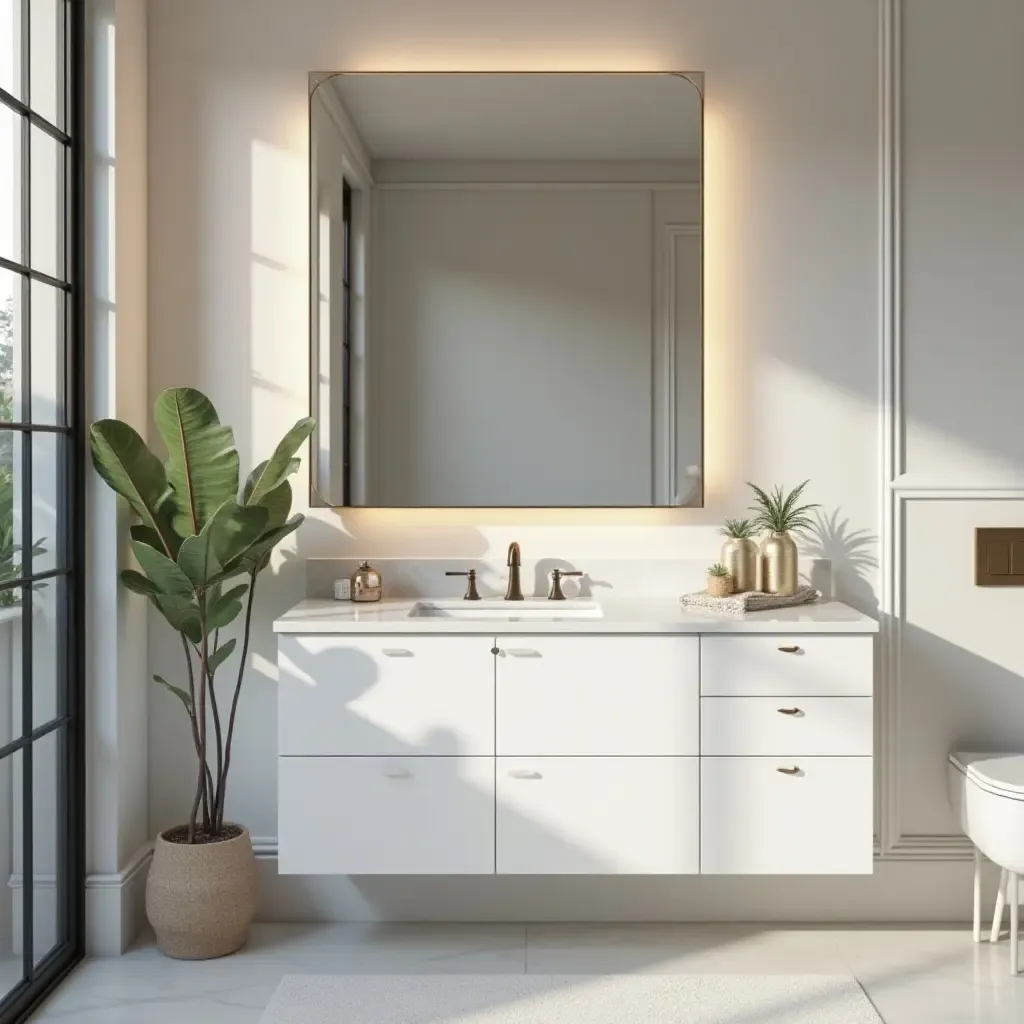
[
  {"left": 747, "top": 480, "right": 819, "bottom": 535},
  {"left": 721, "top": 518, "right": 756, "bottom": 539},
  {"left": 707, "top": 563, "right": 731, "bottom": 577}
]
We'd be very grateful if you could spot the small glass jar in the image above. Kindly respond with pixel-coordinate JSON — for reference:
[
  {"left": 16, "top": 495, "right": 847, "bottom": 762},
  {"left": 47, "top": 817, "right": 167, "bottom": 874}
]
[{"left": 351, "top": 560, "right": 383, "bottom": 602}]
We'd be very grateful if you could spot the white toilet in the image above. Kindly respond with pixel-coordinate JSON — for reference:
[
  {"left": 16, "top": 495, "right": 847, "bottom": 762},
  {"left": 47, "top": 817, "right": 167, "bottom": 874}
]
[{"left": 948, "top": 751, "right": 1024, "bottom": 974}]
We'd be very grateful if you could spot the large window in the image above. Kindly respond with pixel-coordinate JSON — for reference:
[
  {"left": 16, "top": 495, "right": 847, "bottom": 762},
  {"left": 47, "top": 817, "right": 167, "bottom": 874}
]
[{"left": 0, "top": 1, "right": 85, "bottom": 1020}]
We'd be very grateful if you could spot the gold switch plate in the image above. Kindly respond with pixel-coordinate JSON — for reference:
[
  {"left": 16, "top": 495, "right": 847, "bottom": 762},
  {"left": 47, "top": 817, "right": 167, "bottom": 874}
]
[{"left": 975, "top": 528, "right": 1024, "bottom": 586}]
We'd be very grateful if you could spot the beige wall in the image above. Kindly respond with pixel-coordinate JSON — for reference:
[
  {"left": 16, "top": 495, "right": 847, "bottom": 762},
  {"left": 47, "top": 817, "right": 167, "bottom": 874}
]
[{"left": 140, "top": 0, "right": 1024, "bottom": 919}]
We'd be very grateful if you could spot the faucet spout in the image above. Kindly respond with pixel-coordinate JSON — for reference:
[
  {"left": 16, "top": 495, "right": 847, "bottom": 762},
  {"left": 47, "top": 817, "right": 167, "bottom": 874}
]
[{"left": 505, "top": 541, "right": 524, "bottom": 600}]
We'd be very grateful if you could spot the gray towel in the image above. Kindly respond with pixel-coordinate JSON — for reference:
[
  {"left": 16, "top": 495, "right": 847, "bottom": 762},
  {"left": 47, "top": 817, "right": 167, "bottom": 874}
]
[{"left": 680, "top": 585, "right": 820, "bottom": 615}]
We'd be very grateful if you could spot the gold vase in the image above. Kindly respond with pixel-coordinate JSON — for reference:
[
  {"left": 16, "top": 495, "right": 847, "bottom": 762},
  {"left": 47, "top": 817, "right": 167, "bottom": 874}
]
[
  {"left": 720, "top": 537, "right": 758, "bottom": 593},
  {"left": 760, "top": 531, "right": 798, "bottom": 595}
]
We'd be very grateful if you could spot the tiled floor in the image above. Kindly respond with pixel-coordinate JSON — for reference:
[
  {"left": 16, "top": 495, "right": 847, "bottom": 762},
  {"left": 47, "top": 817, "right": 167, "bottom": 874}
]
[{"left": 21, "top": 923, "right": 1024, "bottom": 1023}]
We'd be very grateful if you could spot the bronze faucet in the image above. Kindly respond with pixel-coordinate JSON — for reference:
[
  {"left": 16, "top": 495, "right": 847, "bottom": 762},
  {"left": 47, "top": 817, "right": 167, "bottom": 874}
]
[{"left": 504, "top": 541, "right": 524, "bottom": 600}]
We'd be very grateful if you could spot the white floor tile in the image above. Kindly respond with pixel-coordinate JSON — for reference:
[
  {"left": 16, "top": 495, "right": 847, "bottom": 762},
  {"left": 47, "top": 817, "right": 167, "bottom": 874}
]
[{"left": 22, "top": 923, "right": 1024, "bottom": 1024}]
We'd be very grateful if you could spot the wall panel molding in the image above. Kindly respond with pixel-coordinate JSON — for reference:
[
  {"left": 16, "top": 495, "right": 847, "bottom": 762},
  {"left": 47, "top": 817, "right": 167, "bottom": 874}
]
[{"left": 877, "top": 0, "right": 904, "bottom": 859}]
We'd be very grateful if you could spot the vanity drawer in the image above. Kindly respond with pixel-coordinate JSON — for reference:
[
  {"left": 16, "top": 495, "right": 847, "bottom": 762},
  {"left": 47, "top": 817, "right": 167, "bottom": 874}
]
[
  {"left": 496, "top": 756, "right": 699, "bottom": 874},
  {"left": 496, "top": 636, "right": 699, "bottom": 755},
  {"left": 701, "top": 697, "right": 873, "bottom": 756},
  {"left": 277, "top": 635, "right": 494, "bottom": 756},
  {"left": 700, "top": 636, "right": 873, "bottom": 697},
  {"left": 278, "top": 756, "right": 495, "bottom": 874},
  {"left": 700, "top": 756, "right": 873, "bottom": 874}
]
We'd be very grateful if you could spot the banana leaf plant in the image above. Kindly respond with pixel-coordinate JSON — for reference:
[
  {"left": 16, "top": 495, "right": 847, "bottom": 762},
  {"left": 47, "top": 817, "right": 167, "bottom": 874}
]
[{"left": 90, "top": 388, "right": 315, "bottom": 843}]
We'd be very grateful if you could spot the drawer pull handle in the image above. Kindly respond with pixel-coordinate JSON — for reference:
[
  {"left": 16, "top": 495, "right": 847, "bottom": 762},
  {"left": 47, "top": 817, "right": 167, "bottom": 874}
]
[
  {"left": 776, "top": 766, "right": 801, "bottom": 775},
  {"left": 490, "top": 646, "right": 500, "bottom": 655},
  {"left": 508, "top": 770, "right": 543, "bottom": 780},
  {"left": 384, "top": 768, "right": 413, "bottom": 779},
  {"left": 506, "top": 649, "right": 541, "bottom": 658},
  {"left": 382, "top": 649, "right": 415, "bottom": 658},
  {"left": 778, "top": 645, "right": 802, "bottom": 654},
  {"left": 777, "top": 707, "right": 803, "bottom": 716}
]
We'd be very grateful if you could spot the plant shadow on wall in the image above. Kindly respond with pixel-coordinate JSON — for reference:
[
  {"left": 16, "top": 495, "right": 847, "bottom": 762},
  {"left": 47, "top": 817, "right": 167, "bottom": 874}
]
[
  {"left": 802, "top": 508, "right": 879, "bottom": 615},
  {"left": 89, "top": 387, "right": 315, "bottom": 959}
]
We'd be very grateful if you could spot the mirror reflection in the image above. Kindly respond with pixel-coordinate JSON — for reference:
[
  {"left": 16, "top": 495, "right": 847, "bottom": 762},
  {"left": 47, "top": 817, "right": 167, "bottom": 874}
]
[{"left": 310, "top": 72, "right": 702, "bottom": 507}]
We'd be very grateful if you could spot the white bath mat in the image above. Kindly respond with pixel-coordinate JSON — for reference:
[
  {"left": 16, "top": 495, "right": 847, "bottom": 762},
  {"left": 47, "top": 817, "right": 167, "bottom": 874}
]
[{"left": 258, "top": 973, "right": 883, "bottom": 1024}]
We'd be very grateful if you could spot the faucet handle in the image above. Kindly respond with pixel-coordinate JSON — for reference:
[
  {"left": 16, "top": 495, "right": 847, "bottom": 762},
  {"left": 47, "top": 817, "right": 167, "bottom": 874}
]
[
  {"left": 548, "top": 568, "right": 583, "bottom": 601},
  {"left": 445, "top": 569, "right": 481, "bottom": 601}
]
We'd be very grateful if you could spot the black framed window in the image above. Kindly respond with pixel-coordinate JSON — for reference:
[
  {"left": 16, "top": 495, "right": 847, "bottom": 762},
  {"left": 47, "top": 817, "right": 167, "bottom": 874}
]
[{"left": 0, "top": 1, "right": 85, "bottom": 1021}]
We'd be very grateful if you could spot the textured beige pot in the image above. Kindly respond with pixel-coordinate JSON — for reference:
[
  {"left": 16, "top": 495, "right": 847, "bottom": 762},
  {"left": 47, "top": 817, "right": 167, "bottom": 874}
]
[
  {"left": 760, "top": 531, "right": 799, "bottom": 595},
  {"left": 707, "top": 573, "right": 734, "bottom": 598},
  {"left": 720, "top": 537, "right": 758, "bottom": 593},
  {"left": 146, "top": 825, "right": 257, "bottom": 959}
]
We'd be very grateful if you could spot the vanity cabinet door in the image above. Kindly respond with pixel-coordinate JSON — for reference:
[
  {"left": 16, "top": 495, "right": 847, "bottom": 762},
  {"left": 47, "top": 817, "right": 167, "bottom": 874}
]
[
  {"left": 700, "top": 636, "right": 873, "bottom": 697},
  {"left": 496, "top": 757, "right": 699, "bottom": 874},
  {"left": 496, "top": 636, "right": 699, "bottom": 755},
  {"left": 278, "top": 756, "right": 495, "bottom": 874},
  {"left": 700, "top": 756, "right": 873, "bottom": 874},
  {"left": 278, "top": 635, "right": 494, "bottom": 756}
]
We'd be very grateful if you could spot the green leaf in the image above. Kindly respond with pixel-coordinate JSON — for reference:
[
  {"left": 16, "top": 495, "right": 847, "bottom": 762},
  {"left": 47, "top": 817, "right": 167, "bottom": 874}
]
[
  {"left": 130, "top": 524, "right": 167, "bottom": 552},
  {"left": 207, "top": 583, "right": 247, "bottom": 629},
  {"left": 154, "top": 388, "right": 240, "bottom": 537},
  {"left": 133, "top": 541, "right": 201, "bottom": 638},
  {"left": 120, "top": 568, "right": 160, "bottom": 598},
  {"left": 243, "top": 417, "right": 315, "bottom": 507},
  {"left": 153, "top": 674, "right": 193, "bottom": 714},
  {"left": 233, "top": 514, "right": 303, "bottom": 577},
  {"left": 90, "top": 420, "right": 178, "bottom": 556},
  {"left": 176, "top": 501, "right": 268, "bottom": 588},
  {"left": 206, "top": 637, "right": 237, "bottom": 676},
  {"left": 250, "top": 478, "right": 293, "bottom": 530}
]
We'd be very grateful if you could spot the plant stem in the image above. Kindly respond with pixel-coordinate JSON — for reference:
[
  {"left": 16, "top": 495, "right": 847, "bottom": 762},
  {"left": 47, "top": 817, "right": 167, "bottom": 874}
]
[
  {"left": 216, "top": 573, "right": 256, "bottom": 832},
  {"left": 180, "top": 633, "right": 211, "bottom": 826},
  {"left": 189, "top": 610, "right": 210, "bottom": 843},
  {"left": 206, "top": 627, "right": 225, "bottom": 834}
]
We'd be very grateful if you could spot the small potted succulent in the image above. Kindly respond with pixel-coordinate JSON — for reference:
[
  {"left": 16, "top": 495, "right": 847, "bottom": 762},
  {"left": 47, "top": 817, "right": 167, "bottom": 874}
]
[
  {"left": 747, "top": 480, "right": 819, "bottom": 596},
  {"left": 719, "top": 518, "right": 757, "bottom": 593},
  {"left": 706, "top": 563, "right": 734, "bottom": 598}
]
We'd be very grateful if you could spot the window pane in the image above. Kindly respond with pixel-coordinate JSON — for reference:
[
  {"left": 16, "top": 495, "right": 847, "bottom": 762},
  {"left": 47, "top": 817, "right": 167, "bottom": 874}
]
[
  {"left": 29, "top": 124, "right": 64, "bottom": 280},
  {"left": 0, "top": 428, "right": 18, "bottom": 601},
  {"left": 0, "top": 749, "right": 26, "bottom": 995},
  {"left": 0, "top": 271, "right": 19, "bottom": 421},
  {"left": 30, "top": 278, "right": 64, "bottom": 424},
  {"left": 0, "top": 0, "right": 23, "bottom": 102},
  {"left": 30, "top": 575, "right": 62, "bottom": 730},
  {"left": 30, "top": 430, "right": 59, "bottom": 576},
  {"left": 0, "top": 104, "right": 22, "bottom": 267},
  {"left": 30, "top": 0, "right": 64, "bottom": 129},
  {"left": 31, "top": 728, "right": 63, "bottom": 966},
  {"left": 0, "top": 594, "right": 14, "bottom": 747}
]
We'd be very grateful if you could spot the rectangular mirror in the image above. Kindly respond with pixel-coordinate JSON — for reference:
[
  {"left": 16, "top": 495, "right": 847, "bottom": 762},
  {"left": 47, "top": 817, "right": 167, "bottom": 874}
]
[{"left": 310, "top": 72, "right": 703, "bottom": 507}]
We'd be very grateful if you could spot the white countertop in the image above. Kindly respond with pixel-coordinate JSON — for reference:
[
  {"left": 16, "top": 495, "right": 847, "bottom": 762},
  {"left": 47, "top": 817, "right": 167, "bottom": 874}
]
[{"left": 273, "top": 597, "right": 879, "bottom": 635}]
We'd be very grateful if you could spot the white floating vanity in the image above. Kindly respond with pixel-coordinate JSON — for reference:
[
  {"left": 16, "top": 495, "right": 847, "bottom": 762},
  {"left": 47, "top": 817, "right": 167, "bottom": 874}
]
[{"left": 274, "top": 597, "right": 878, "bottom": 876}]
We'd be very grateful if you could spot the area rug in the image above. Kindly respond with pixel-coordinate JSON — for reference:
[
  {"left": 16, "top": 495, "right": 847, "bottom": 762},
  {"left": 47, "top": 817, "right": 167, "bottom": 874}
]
[{"left": 258, "top": 973, "right": 883, "bottom": 1023}]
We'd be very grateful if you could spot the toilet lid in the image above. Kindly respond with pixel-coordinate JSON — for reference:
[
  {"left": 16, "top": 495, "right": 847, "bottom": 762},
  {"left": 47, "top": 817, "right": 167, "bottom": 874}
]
[{"left": 949, "top": 751, "right": 1024, "bottom": 798}]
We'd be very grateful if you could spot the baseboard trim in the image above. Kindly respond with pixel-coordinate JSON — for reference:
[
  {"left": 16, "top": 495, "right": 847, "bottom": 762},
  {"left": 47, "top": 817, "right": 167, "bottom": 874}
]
[{"left": 85, "top": 841, "right": 154, "bottom": 956}]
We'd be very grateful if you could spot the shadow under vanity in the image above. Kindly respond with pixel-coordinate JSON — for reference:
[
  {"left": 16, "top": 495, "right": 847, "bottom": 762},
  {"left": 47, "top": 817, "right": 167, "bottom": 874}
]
[{"left": 274, "top": 558, "right": 878, "bottom": 877}]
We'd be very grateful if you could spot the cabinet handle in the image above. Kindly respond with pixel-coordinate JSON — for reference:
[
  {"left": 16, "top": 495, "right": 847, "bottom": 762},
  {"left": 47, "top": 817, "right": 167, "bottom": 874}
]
[
  {"left": 777, "top": 707, "right": 803, "bottom": 716},
  {"left": 508, "top": 769, "right": 543, "bottom": 780},
  {"left": 777, "top": 645, "right": 802, "bottom": 654},
  {"left": 383, "top": 768, "right": 412, "bottom": 779},
  {"left": 490, "top": 647, "right": 500, "bottom": 656},
  {"left": 776, "top": 766, "right": 801, "bottom": 775},
  {"left": 505, "top": 649, "right": 541, "bottom": 658},
  {"left": 382, "top": 649, "right": 414, "bottom": 658}
]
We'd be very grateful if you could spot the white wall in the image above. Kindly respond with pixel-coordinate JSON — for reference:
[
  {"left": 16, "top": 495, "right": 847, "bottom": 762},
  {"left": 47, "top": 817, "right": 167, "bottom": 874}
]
[{"left": 141, "top": 0, "right": 1020, "bottom": 920}]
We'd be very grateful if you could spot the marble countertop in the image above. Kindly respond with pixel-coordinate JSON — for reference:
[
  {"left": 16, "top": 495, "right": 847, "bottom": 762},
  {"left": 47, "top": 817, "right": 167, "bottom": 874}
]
[{"left": 273, "top": 597, "right": 879, "bottom": 635}]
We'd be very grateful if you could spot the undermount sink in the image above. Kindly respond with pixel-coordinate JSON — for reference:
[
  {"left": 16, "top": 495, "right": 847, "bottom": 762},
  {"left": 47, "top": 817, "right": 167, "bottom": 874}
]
[{"left": 409, "top": 599, "right": 604, "bottom": 620}]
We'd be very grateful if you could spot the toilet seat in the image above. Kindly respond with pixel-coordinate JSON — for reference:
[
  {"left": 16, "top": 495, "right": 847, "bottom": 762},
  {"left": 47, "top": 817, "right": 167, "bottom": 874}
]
[{"left": 949, "top": 752, "right": 1024, "bottom": 803}]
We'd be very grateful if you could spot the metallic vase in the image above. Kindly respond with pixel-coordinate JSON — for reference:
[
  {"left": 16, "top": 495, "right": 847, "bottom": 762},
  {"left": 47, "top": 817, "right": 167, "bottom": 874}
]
[
  {"left": 351, "top": 560, "right": 383, "bottom": 602},
  {"left": 721, "top": 537, "right": 758, "bottom": 593},
  {"left": 760, "top": 532, "right": 799, "bottom": 595}
]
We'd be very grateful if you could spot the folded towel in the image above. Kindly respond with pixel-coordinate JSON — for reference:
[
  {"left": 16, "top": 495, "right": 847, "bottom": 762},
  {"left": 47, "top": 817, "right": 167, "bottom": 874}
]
[{"left": 680, "top": 585, "right": 820, "bottom": 615}]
